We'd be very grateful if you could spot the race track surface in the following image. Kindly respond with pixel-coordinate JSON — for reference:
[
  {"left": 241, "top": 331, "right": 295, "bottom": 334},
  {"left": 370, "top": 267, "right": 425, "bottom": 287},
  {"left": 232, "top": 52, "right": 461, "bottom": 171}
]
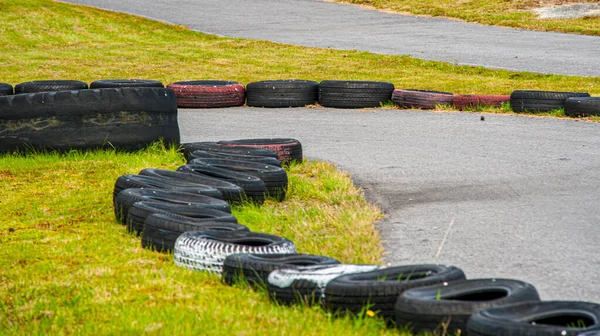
[
  {"left": 63, "top": 0, "right": 600, "bottom": 76},
  {"left": 179, "top": 107, "right": 600, "bottom": 302}
]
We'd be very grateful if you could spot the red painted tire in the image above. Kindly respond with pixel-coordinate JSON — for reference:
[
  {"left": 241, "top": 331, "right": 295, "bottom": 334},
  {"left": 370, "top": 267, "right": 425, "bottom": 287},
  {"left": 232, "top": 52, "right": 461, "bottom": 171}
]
[
  {"left": 217, "top": 138, "right": 302, "bottom": 164},
  {"left": 452, "top": 94, "right": 510, "bottom": 110},
  {"left": 392, "top": 89, "right": 453, "bottom": 109},
  {"left": 167, "top": 80, "right": 245, "bottom": 108}
]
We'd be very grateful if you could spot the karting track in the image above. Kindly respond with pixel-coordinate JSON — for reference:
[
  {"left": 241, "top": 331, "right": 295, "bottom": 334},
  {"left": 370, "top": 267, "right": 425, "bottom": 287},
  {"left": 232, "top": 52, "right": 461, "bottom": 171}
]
[
  {"left": 178, "top": 107, "right": 600, "bottom": 302},
  {"left": 62, "top": 0, "right": 600, "bottom": 301},
  {"left": 62, "top": 0, "right": 600, "bottom": 76}
]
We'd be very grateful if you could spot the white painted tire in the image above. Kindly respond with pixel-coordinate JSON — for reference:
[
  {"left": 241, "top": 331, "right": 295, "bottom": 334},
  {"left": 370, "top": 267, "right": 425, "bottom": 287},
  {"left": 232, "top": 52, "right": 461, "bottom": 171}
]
[
  {"left": 173, "top": 230, "right": 297, "bottom": 274},
  {"left": 267, "top": 264, "right": 380, "bottom": 305}
]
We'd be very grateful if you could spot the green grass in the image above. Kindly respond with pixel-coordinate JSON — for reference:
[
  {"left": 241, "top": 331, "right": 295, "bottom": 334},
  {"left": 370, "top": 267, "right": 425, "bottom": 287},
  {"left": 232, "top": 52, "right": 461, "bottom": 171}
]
[
  {"left": 1, "top": 1, "right": 600, "bottom": 334},
  {"left": 332, "top": 0, "right": 600, "bottom": 36},
  {"left": 0, "top": 143, "right": 398, "bottom": 335},
  {"left": 0, "top": 0, "right": 599, "bottom": 98}
]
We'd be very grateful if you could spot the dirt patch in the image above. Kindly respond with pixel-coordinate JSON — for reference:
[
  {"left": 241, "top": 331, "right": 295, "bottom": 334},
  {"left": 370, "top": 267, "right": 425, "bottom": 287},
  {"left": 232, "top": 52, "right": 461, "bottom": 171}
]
[{"left": 534, "top": 2, "right": 600, "bottom": 18}]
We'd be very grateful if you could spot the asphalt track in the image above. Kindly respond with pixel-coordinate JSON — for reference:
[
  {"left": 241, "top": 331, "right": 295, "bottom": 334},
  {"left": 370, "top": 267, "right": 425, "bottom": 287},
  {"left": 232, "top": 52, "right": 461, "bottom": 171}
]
[
  {"left": 61, "top": 0, "right": 600, "bottom": 301},
  {"left": 178, "top": 108, "right": 600, "bottom": 302},
  {"left": 62, "top": 0, "right": 600, "bottom": 76}
]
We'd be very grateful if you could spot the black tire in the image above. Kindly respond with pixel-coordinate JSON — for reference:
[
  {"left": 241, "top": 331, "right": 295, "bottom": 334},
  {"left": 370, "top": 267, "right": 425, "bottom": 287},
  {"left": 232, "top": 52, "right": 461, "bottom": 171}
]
[
  {"left": 181, "top": 142, "right": 278, "bottom": 161},
  {"left": 189, "top": 158, "right": 288, "bottom": 201},
  {"left": 318, "top": 80, "right": 395, "bottom": 108},
  {"left": 14, "top": 80, "right": 88, "bottom": 94},
  {"left": 141, "top": 213, "right": 249, "bottom": 253},
  {"left": 510, "top": 90, "right": 590, "bottom": 113},
  {"left": 564, "top": 97, "right": 600, "bottom": 117},
  {"left": 113, "top": 174, "right": 223, "bottom": 206},
  {"left": 222, "top": 253, "right": 341, "bottom": 287},
  {"left": 114, "top": 188, "right": 230, "bottom": 225},
  {"left": 138, "top": 168, "right": 245, "bottom": 204},
  {"left": 127, "top": 201, "right": 237, "bottom": 236},
  {"left": 0, "top": 88, "right": 180, "bottom": 153},
  {"left": 217, "top": 138, "right": 302, "bottom": 164},
  {"left": 188, "top": 150, "right": 282, "bottom": 167},
  {"left": 325, "top": 264, "right": 466, "bottom": 321},
  {"left": 90, "top": 79, "right": 164, "bottom": 89},
  {"left": 267, "top": 264, "right": 381, "bottom": 306},
  {"left": 467, "top": 301, "right": 600, "bottom": 336},
  {"left": 166, "top": 80, "right": 245, "bottom": 108},
  {"left": 174, "top": 230, "right": 297, "bottom": 274},
  {"left": 0, "top": 83, "right": 13, "bottom": 96},
  {"left": 396, "top": 278, "right": 540, "bottom": 334},
  {"left": 246, "top": 80, "right": 319, "bottom": 108},
  {"left": 177, "top": 164, "right": 266, "bottom": 204}
]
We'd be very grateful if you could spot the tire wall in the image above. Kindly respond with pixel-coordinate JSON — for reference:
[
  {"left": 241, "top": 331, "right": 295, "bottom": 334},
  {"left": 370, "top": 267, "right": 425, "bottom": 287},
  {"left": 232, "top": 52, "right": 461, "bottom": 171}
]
[{"left": 0, "top": 88, "right": 180, "bottom": 152}]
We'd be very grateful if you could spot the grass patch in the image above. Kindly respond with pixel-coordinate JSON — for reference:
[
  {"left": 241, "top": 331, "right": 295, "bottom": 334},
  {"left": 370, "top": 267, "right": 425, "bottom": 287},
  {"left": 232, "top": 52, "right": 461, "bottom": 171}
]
[
  {"left": 0, "top": 0, "right": 599, "bottom": 97},
  {"left": 0, "top": 143, "right": 395, "bottom": 335},
  {"left": 332, "top": 0, "right": 600, "bottom": 36},
  {"left": 1, "top": 1, "right": 599, "bottom": 333}
]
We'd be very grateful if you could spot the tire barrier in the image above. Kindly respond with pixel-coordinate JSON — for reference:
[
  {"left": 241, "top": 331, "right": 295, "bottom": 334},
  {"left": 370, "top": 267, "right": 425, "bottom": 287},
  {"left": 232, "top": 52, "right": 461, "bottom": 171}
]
[
  {"left": 126, "top": 201, "right": 236, "bottom": 236},
  {"left": 4, "top": 74, "right": 597, "bottom": 333},
  {"left": 14, "top": 80, "right": 88, "bottom": 94},
  {"left": 392, "top": 89, "right": 454, "bottom": 109},
  {"left": 181, "top": 142, "right": 279, "bottom": 161},
  {"left": 189, "top": 158, "right": 288, "bottom": 201},
  {"left": 467, "top": 301, "right": 600, "bottom": 336},
  {"left": 166, "top": 80, "right": 245, "bottom": 108},
  {"left": 188, "top": 150, "right": 282, "bottom": 167},
  {"left": 0, "top": 82, "right": 14, "bottom": 96},
  {"left": 510, "top": 90, "right": 591, "bottom": 113},
  {"left": 0, "top": 87, "right": 180, "bottom": 153},
  {"left": 325, "top": 264, "right": 466, "bottom": 322},
  {"left": 395, "top": 278, "right": 540, "bottom": 334},
  {"left": 89, "top": 79, "right": 164, "bottom": 89},
  {"left": 174, "top": 230, "right": 297, "bottom": 274},
  {"left": 177, "top": 164, "right": 267, "bottom": 204},
  {"left": 138, "top": 168, "right": 245, "bottom": 204},
  {"left": 3, "top": 79, "right": 598, "bottom": 120},
  {"left": 1, "top": 78, "right": 597, "bottom": 117},
  {"left": 114, "top": 188, "right": 231, "bottom": 225},
  {"left": 565, "top": 97, "right": 600, "bottom": 117},
  {"left": 217, "top": 138, "right": 303, "bottom": 164},
  {"left": 267, "top": 264, "right": 381, "bottom": 306},
  {"left": 222, "top": 253, "right": 341, "bottom": 288},
  {"left": 318, "top": 80, "right": 395, "bottom": 108},
  {"left": 142, "top": 213, "right": 249, "bottom": 253},
  {"left": 109, "top": 145, "right": 600, "bottom": 334},
  {"left": 113, "top": 174, "right": 222, "bottom": 206},
  {"left": 246, "top": 80, "right": 319, "bottom": 108}
]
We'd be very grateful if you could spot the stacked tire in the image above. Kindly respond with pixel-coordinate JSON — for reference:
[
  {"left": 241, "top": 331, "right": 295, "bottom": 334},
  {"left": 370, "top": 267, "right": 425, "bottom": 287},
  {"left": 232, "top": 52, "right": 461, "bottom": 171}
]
[
  {"left": 510, "top": 90, "right": 590, "bottom": 113},
  {"left": 0, "top": 87, "right": 180, "bottom": 153},
  {"left": 318, "top": 80, "right": 395, "bottom": 108},
  {"left": 111, "top": 139, "right": 297, "bottom": 260},
  {"left": 167, "top": 80, "right": 245, "bottom": 108}
]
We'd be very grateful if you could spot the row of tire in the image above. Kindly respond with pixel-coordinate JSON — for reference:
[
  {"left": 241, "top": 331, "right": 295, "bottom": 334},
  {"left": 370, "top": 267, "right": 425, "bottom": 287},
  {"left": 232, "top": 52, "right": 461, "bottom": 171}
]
[
  {"left": 1, "top": 79, "right": 599, "bottom": 116},
  {"left": 111, "top": 139, "right": 600, "bottom": 336}
]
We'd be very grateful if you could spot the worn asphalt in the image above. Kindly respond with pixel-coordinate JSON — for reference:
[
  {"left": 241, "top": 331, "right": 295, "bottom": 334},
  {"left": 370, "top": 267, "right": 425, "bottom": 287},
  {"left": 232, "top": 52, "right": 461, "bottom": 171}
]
[
  {"left": 179, "top": 108, "right": 600, "bottom": 302},
  {"left": 62, "top": 0, "right": 600, "bottom": 301}
]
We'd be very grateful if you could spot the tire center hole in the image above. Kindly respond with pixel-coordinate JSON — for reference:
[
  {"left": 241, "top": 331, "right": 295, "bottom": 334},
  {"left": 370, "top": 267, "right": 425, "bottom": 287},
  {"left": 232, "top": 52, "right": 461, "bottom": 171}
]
[
  {"left": 529, "top": 314, "right": 595, "bottom": 328},
  {"left": 444, "top": 289, "right": 508, "bottom": 302},
  {"left": 232, "top": 239, "right": 271, "bottom": 247}
]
